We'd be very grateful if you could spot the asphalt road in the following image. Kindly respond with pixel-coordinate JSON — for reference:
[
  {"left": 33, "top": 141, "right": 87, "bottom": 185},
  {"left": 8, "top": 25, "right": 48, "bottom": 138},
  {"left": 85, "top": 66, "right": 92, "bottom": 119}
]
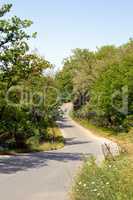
[{"left": 0, "top": 105, "right": 118, "bottom": 200}]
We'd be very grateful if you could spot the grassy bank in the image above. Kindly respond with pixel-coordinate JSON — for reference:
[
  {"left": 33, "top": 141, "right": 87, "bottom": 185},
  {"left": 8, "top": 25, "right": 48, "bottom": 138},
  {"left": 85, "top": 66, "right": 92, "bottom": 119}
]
[
  {"left": 72, "top": 117, "right": 133, "bottom": 155},
  {"left": 72, "top": 156, "right": 133, "bottom": 200},
  {"left": 28, "top": 126, "right": 64, "bottom": 152},
  {"left": 0, "top": 126, "right": 64, "bottom": 155},
  {"left": 71, "top": 117, "right": 133, "bottom": 200}
]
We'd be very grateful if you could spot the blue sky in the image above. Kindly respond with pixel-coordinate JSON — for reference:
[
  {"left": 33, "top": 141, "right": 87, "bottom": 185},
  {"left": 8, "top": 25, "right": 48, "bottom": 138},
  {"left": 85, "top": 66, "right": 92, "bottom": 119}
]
[{"left": 1, "top": 0, "right": 133, "bottom": 67}]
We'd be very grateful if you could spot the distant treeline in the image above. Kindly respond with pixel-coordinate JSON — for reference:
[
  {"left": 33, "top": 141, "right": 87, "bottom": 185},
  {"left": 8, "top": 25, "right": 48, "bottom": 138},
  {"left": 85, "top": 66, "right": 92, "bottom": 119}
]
[{"left": 56, "top": 41, "right": 133, "bottom": 132}]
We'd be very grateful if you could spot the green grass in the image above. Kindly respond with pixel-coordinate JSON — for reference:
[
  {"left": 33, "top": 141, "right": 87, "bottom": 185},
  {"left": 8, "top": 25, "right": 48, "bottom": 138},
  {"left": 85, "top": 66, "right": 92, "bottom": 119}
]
[
  {"left": 72, "top": 117, "right": 133, "bottom": 155},
  {"left": 28, "top": 126, "right": 64, "bottom": 152},
  {"left": 72, "top": 156, "right": 133, "bottom": 200},
  {"left": 71, "top": 116, "right": 133, "bottom": 200}
]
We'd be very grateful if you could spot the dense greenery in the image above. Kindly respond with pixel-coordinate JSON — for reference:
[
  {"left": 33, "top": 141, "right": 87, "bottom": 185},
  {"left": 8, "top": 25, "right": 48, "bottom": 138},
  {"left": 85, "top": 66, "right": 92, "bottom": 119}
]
[
  {"left": 0, "top": 4, "right": 61, "bottom": 150},
  {"left": 57, "top": 43, "right": 133, "bottom": 131},
  {"left": 72, "top": 156, "right": 133, "bottom": 200},
  {"left": 0, "top": 3, "right": 132, "bottom": 151}
]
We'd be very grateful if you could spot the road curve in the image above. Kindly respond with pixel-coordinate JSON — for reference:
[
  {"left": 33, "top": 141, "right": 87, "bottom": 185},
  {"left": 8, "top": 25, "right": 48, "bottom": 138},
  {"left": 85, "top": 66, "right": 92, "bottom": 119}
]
[{"left": 0, "top": 106, "right": 117, "bottom": 200}]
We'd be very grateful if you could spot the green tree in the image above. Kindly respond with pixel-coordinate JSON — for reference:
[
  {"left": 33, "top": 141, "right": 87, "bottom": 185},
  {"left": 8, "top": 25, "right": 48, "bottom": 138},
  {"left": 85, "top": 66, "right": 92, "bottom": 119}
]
[{"left": 0, "top": 4, "right": 60, "bottom": 149}]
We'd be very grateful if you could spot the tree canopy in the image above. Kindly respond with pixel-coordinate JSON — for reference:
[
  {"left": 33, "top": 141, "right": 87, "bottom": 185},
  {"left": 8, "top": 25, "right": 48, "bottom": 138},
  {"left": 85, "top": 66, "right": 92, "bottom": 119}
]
[
  {"left": 0, "top": 4, "right": 60, "bottom": 150},
  {"left": 56, "top": 42, "right": 133, "bottom": 131}
]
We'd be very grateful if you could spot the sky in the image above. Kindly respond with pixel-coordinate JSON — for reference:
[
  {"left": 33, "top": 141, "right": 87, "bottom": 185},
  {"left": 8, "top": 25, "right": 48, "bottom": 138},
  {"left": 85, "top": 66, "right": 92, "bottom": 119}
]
[{"left": 1, "top": 0, "right": 133, "bottom": 67}]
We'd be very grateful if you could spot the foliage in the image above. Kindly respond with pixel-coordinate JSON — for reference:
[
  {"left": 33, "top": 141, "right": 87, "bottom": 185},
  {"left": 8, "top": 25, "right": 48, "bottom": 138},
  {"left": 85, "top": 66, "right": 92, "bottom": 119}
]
[
  {"left": 0, "top": 4, "right": 61, "bottom": 150},
  {"left": 89, "top": 42, "right": 133, "bottom": 130},
  {"left": 57, "top": 42, "right": 133, "bottom": 131},
  {"left": 72, "top": 156, "right": 133, "bottom": 200},
  {"left": 26, "top": 126, "right": 64, "bottom": 152}
]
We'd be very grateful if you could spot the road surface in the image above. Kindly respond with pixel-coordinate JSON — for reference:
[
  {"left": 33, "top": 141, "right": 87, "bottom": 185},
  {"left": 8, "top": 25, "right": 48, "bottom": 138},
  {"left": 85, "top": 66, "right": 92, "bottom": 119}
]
[{"left": 0, "top": 104, "right": 118, "bottom": 200}]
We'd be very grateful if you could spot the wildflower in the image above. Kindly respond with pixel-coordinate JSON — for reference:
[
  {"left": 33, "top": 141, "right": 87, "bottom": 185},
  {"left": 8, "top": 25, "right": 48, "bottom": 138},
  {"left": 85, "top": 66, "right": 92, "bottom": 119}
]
[
  {"left": 87, "top": 161, "right": 91, "bottom": 166},
  {"left": 83, "top": 183, "right": 87, "bottom": 187},
  {"left": 91, "top": 181, "right": 95, "bottom": 185}
]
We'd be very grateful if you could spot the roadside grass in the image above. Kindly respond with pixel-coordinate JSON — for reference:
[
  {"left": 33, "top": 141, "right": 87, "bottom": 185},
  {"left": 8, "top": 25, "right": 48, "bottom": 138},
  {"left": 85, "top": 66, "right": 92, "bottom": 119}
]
[
  {"left": 72, "top": 156, "right": 133, "bottom": 200},
  {"left": 71, "top": 116, "right": 133, "bottom": 200},
  {"left": 0, "top": 126, "right": 64, "bottom": 155},
  {"left": 72, "top": 117, "right": 133, "bottom": 155},
  {"left": 28, "top": 126, "right": 64, "bottom": 152}
]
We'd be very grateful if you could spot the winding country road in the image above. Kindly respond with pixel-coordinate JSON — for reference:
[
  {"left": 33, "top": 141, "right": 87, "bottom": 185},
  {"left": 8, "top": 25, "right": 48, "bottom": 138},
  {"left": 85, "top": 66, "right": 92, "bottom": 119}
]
[{"left": 0, "top": 104, "right": 118, "bottom": 200}]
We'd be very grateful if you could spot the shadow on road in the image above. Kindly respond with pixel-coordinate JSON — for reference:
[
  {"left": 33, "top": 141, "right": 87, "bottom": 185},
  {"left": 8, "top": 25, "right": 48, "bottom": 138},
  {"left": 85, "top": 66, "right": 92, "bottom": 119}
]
[
  {"left": 0, "top": 115, "right": 93, "bottom": 175},
  {"left": 65, "top": 137, "right": 92, "bottom": 146},
  {"left": 57, "top": 121, "right": 74, "bottom": 129},
  {"left": 0, "top": 151, "right": 91, "bottom": 174}
]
